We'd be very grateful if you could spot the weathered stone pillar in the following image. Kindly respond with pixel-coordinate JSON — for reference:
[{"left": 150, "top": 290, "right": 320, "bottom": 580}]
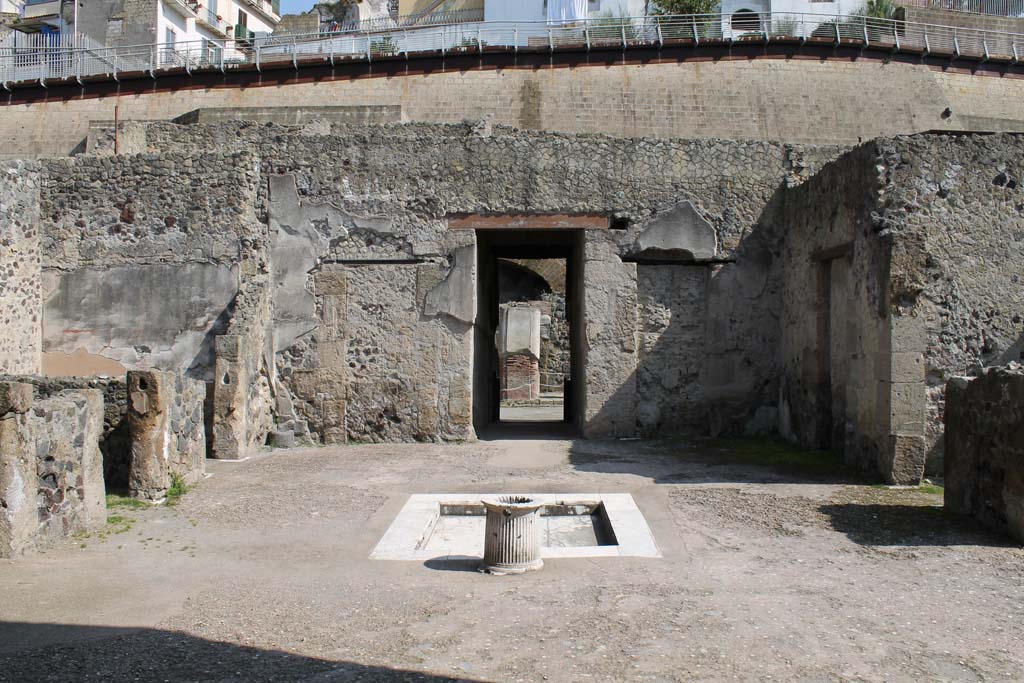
[
  {"left": 128, "top": 371, "right": 171, "bottom": 501},
  {"left": 128, "top": 370, "right": 207, "bottom": 500},
  {"left": 0, "top": 382, "right": 36, "bottom": 558}
]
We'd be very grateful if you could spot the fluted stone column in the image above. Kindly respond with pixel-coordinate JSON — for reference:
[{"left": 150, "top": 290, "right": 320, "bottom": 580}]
[{"left": 481, "top": 496, "right": 544, "bottom": 575}]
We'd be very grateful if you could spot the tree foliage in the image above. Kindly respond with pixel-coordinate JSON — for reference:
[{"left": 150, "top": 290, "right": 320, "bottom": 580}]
[{"left": 653, "top": 0, "right": 721, "bottom": 15}]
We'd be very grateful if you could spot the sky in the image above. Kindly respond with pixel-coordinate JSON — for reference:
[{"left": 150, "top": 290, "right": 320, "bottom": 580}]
[{"left": 280, "top": 0, "right": 320, "bottom": 15}]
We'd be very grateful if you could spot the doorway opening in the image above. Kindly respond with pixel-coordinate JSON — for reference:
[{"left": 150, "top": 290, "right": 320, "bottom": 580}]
[{"left": 473, "top": 229, "right": 584, "bottom": 435}]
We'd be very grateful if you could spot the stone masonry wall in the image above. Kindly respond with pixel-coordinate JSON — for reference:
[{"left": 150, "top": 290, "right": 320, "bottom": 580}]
[
  {"left": 780, "top": 142, "right": 926, "bottom": 484},
  {"left": 23, "top": 122, "right": 847, "bottom": 445},
  {"left": 0, "top": 160, "right": 42, "bottom": 375},
  {"left": 944, "top": 364, "right": 1024, "bottom": 544},
  {"left": 2, "top": 375, "right": 129, "bottom": 490},
  {"left": 0, "top": 382, "right": 106, "bottom": 558},
  {"left": 4, "top": 58, "right": 1024, "bottom": 159},
  {"left": 38, "top": 151, "right": 261, "bottom": 379},
  {"left": 779, "top": 134, "right": 1024, "bottom": 483},
  {"left": 876, "top": 133, "right": 1024, "bottom": 476}
]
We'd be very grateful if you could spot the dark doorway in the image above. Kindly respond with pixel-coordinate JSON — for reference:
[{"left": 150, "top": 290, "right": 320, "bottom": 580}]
[{"left": 473, "top": 229, "right": 584, "bottom": 435}]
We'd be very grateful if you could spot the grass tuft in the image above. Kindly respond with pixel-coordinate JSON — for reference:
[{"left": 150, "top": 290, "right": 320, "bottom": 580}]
[
  {"left": 166, "top": 472, "right": 188, "bottom": 506},
  {"left": 106, "top": 493, "right": 150, "bottom": 510}
]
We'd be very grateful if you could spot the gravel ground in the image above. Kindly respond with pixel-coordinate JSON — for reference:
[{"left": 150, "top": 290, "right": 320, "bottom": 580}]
[{"left": 1, "top": 437, "right": 1022, "bottom": 682}]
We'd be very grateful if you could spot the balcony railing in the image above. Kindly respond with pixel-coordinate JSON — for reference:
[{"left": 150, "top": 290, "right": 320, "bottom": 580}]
[
  {"left": 197, "top": 6, "right": 229, "bottom": 36},
  {"left": 2, "top": 12, "right": 1023, "bottom": 88},
  {"left": 167, "top": 0, "right": 200, "bottom": 19},
  {"left": 241, "top": 0, "right": 280, "bottom": 23}
]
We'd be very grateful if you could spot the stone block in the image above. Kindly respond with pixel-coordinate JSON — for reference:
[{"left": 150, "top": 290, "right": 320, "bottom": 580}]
[
  {"left": 944, "top": 365, "right": 1024, "bottom": 543},
  {"left": 0, "top": 382, "right": 33, "bottom": 415},
  {"left": 269, "top": 430, "right": 296, "bottom": 448},
  {"left": 632, "top": 201, "right": 717, "bottom": 261}
]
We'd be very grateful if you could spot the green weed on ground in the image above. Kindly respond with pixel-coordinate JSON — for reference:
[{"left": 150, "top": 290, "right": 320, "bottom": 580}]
[
  {"left": 166, "top": 472, "right": 188, "bottom": 506},
  {"left": 105, "top": 493, "right": 150, "bottom": 510}
]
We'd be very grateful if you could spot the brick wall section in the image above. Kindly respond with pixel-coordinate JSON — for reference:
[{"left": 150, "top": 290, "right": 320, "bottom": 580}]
[
  {"left": 4, "top": 58, "right": 1024, "bottom": 158},
  {"left": 0, "top": 161, "right": 41, "bottom": 375},
  {"left": 944, "top": 364, "right": 1024, "bottom": 543},
  {"left": 501, "top": 354, "right": 541, "bottom": 402}
]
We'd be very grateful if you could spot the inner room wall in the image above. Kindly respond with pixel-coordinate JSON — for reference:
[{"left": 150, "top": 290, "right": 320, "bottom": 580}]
[{"left": 24, "top": 121, "right": 851, "bottom": 450}]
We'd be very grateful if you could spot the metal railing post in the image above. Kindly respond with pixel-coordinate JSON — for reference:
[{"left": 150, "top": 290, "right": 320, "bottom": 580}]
[
  {"left": 548, "top": 28, "right": 553, "bottom": 51},
  {"left": 366, "top": 35, "right": 372, "bottom": 61},
  {"left": 656, "top": 21, "right": 663, "bottom": 48},
  {"left": 693, "top": 17, "right": 699, "bottom": 46},
  {"left": 923, "top": 27, "right": 930, "bottom": 56},
  {"left": 982, "top": 38, "right": 989, "bottom": 62},
  {"left": 835, "top": 19, "right": 841, "bottom": 47},
  {"left": 220, "top": 42, "right": 225, "bottom": 73},
  {"left": 293, "top": 35, "right": 298, "bottom": 69},
  {"left": 893, "top": 21, "right": 900, "bottom": 51},
  {"left": 862, "top": 22, "right": 869, "bottom": 48},
  {"left": 1013, "top": 40, "right": 1019, "bottom": 63},
  {"left": 621, "top": 23, "right": 627, "bottom": 50},
  {"left": 585, "top": 24, "right": 591, "bottom": 51},
  {"left": 256, "top": 43, "right": 262, "bottom": 70},
  {"left": 953, "top": 29, "right": 960, "bottom": 58},
  {"left": 477, "top": 26, "right": 482, "bottom": 52}
]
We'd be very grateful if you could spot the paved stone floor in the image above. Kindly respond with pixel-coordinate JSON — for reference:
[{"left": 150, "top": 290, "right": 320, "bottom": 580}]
[{"left": 1, "top": 437, "right": 1022, "bottom": 682}]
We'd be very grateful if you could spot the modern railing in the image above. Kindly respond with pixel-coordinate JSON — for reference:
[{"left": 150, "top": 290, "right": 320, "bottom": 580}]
[
  {"left": 898, "top": 0, "right": 1024, "bottom": 17},
  {"left": 2, "top": 13, "right": 1023, "bottom": 89},
  {"left": 323, "top": 8, "right": 486, "bottom": 34}
]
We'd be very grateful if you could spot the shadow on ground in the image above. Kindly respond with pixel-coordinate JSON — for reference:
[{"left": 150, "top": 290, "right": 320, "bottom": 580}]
[
  {"left": 0, "top": 622, "right": 492, "bottom": 683},
  {"left": 567, "top": 435, "right": 863, "bottom": 486},
  {"left": 819, "top": 502, "right": 1019, "bottom": 548}
]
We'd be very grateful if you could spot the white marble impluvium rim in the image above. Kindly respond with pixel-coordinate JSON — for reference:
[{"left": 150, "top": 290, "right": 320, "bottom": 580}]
[{"left": 370, "top": 493, "right": 660, "bottom": 561}]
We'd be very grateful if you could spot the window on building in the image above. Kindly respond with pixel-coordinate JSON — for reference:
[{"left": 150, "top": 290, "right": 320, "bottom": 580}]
[
  {"left": 730, "top": 9, "right": 760, "bottom": 32},
  {"left": 165, "top": 27, "right": 176, "bottom": 46}
]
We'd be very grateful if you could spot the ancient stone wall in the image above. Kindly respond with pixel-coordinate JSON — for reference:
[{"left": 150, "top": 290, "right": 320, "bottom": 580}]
[
  {"left": 4, "top": 58, "right": 1024, "bottom": 159},
  {"left": 3, "top": 375, "right": 130, "bottom": 490},
  {"left": 0, "top": 381, "right": 106, "bottom": 558},
  {"left": 127, "top": 370, "right": 206, "bottom": 500},
  {"left": 779, "top": 133, "right": 1024, "bottom": 482},
  {"left": 20, "top": 122, "right": 847, "bottom": 444},
  {"left": 780, "top": 142, "right": 925, "bottom": 484},
  {"left": 38, "top": 151, "right": 261, "bottom": 378},
  {"left": 944, "top": 364, "right": 1024, "bottom": 543},
  {"left": 636, "top": 265, "right": 708, "bottom": 435},
  {"left": 875, "top": 133, "right": 1024, "bottom": 476},
  {"left": 0, "top": 160, "right": 42, "bottom": 375},
  {"left": 539, "top": 292, "right": 569, "bottom": 393}
]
